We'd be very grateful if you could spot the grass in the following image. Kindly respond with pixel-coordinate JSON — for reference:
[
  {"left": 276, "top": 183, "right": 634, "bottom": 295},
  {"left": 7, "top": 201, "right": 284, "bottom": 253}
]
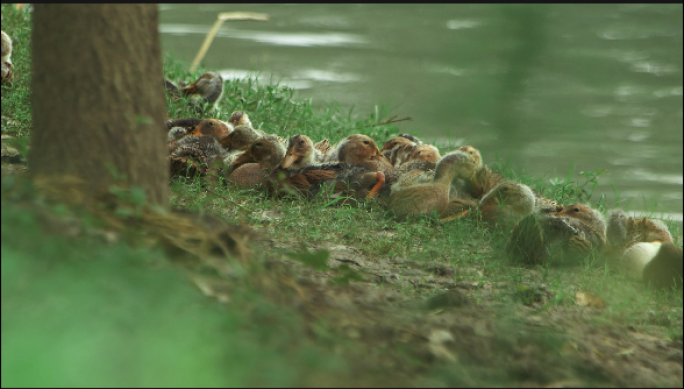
[{"left": 2, "top": 4, "right": 682, "bottom": 387}]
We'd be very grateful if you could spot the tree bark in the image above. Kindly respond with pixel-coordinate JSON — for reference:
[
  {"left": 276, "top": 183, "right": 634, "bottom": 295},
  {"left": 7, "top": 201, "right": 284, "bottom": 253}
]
[{"left": 30, "top": 4, "right": 168, "bottom": 208}]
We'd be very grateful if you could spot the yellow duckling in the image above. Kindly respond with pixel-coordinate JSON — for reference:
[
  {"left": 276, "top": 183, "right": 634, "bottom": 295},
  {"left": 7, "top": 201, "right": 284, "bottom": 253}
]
[
  {"left": 388, "top": 150, "right": 481, "bottom": 220},
  {"left": 477, "top": 182, "right": 536, "bottom": 227},
  {"left": 281, "top": 134, "right": 329, "bottom": 170},
  {"left": 605, "top": 209, "right": 681, "bottom": 288}
]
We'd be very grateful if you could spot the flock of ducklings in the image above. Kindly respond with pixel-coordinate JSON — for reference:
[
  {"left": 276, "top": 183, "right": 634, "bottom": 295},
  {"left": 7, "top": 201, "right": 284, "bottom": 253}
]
[{"left": 164, "top": 72, "right": 683, "bottom": 290}]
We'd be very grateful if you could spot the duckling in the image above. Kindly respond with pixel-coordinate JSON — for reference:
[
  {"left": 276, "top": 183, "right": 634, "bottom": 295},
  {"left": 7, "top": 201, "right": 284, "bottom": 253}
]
[
  {"left": 477, "top": 182, "right": 536, "bottom": 227},
  {"left": 167, "top": 127, "right": 188, "bottom": 142},
  {"left": 275, "top": 163, "right": 385, "bottom": 200},
  {"left": 169, "top": 135, "right": 228, "bottom": 179},
  {"left": 186, "top": 118, "right": 232, "bottom": 143},
  {"left": 227, "top": 110, "right": 252, "bottom": 129},
  {"left": 605, "top": 209, "right": 680, "bottom": 288},
  {"left": 641, "top": 241, "right": 683, "bottom": 289},
  {"left": 1, "top": 30, "right": 13, "bottom": 85},
  {"left": 555, "top": 204, "right": 607, "bottom": 247},
  {"left": 166, "top": 118, "right": 203, "bottom": 133},
  {"left": 327, "top": 134, "right": 393, "bottom": 173},
  {"left": 381, "top": 136, "right": 417, "bottom": 164},
  {"left": 281, "top": 134, "right": 329, "bottom": 170},
  {"left": 387, "top": 150, "right": 481, "bottom": 220},
  {"left": 381, "top": 135, "right": 421, "bottom": 153},
  {"left": 452, "top": 146, "right": 504, "bottom": 200},
  {"left": 179, "top": 72, "right": 224, "bottom": 114},
  {"left": 506, "top": 203, "right": 604, "bottom": 266},
  {"left": 227, "top": 135, "right": 285, "bottom": 189},
  {"left": 404, "top": 144, "right": 441, "bottom": 165},
  {"left": 2, "top": 31, "right": 12, "bottom": 68},
  {"left": 221, "top": 125, "right": 264, "bottom": 166},
  {"left": 387, "top": 142, "right": 418, "bottom": 167},
  {"left": 314, "top": 139, "right": 332, "bottom": 156}
]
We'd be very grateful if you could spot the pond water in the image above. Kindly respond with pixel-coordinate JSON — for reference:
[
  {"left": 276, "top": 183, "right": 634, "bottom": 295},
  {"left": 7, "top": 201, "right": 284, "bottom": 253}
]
[{"left": 159, "top": 4, "right": 683, "bottom": 221}]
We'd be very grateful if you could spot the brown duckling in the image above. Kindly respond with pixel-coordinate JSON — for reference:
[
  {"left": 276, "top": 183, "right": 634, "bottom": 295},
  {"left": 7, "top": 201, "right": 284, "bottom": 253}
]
[
  {"left": 221, "top": 125, "right": 264, "bottom": 166},
  {"left": 275, "top": 163, "right": 385, "bottom": 200},
  {"left": 404, "top": 144, "right": 441, "bottom": 165},
  {"left": 227, "top": 135, "right": 286, "bottom": 189},
  {"left": 388, "top": 150, "right": 481, "bottom": 220},
  {"left": 327, "top": 134, "right": 393, "bottom": 173},
  {"left": 187, "top": 118, "right": 232, "bottom": 142},
  {"left": 179, "top": 71, "right": 225, "bottom": 114},
  {"left": 555, "top": 204, "right": 607, "bottom": 246},
  {"left": 281, "top": 134, "right": 329, "bottom": 169}
]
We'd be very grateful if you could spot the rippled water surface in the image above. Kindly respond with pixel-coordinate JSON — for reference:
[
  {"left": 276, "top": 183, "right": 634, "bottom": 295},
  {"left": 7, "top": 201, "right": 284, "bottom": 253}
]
[{"left": 160, "top": 4, "right": 683, "bottom": 220}]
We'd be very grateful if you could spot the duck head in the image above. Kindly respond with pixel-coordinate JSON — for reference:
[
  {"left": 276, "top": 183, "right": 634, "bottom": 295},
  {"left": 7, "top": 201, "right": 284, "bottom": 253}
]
[
  {"left": 407, "top": 144, "right": 441, "bottom": 164},
  {"left": 458, "top": 145, "right": 483, "bottom": 168},
  {"left": 338, "top": 134, "right": 391, "bottom": 171},
  {"left": 228, "top": 111, "right": 252, "bottom": 129},
  {"left": 181, "top": 72, "right": 224, "bottom": 103},
  {"left": 478, "top": 182, "right": 536, "bottom": 223},
  {"left": 282, "top": 134, "right": 315, "bottom": 169},
  {"left": 556, "top": 204, "right": 606, "bottom": 236},
  {"left": 231, "top": 135, "right": 286, "bottom": 171},
  {"left": 187, "top": 119, "right": 232, "bottom": 143},
  {"left": 434, "top": 149, "right": 483, "bottom": 184}
]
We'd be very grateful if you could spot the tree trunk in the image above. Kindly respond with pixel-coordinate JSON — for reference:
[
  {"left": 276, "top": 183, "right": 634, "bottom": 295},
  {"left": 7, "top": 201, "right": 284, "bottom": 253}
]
[{"left": 30, "top": 4, "right": 168, "bottom": 208}]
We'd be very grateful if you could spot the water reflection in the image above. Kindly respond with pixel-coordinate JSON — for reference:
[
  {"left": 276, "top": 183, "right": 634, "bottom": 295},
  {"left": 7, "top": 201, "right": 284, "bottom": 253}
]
[{"left": 159, "top": 24, "right": 367, "bottom": 47}]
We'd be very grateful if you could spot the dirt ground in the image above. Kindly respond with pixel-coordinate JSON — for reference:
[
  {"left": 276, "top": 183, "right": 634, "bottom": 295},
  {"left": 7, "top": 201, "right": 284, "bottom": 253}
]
[{"left": 199, "top": 211, "right": 683, "bottom": 387}]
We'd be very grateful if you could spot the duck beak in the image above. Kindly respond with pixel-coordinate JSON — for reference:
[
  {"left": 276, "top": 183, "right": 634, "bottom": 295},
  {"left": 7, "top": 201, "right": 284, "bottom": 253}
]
[
  {"left": 281, "top": 152, "right": 299, "bottom": 169},
  {"left": 366, "top": 171, "right": 386, "bottom": 199}
]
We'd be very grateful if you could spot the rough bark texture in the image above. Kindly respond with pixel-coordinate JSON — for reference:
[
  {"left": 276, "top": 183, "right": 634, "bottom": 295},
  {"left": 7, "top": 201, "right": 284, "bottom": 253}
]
[{"left": 30, "top": 4, "right": 168, "bottom": 208}]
